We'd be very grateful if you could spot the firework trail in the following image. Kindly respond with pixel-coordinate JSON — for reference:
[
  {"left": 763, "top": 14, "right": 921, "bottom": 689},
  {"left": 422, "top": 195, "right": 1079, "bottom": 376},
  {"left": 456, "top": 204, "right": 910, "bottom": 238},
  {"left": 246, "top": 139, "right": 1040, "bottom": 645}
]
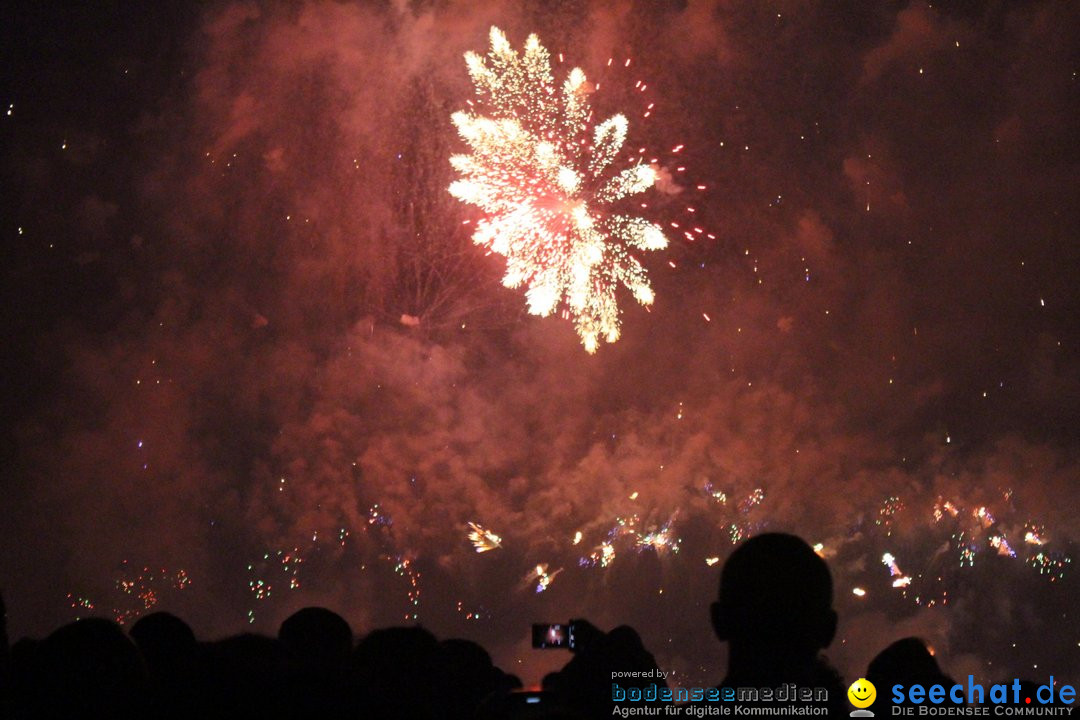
[
  {"left": 449, "top": 27, "right": 669, "bottom": 352},
  {"left": 467, "top": 521, "right": 503, "bottom": 552},
  {"left": 525, "top": 563, "right": 562, "bottom": 593}
]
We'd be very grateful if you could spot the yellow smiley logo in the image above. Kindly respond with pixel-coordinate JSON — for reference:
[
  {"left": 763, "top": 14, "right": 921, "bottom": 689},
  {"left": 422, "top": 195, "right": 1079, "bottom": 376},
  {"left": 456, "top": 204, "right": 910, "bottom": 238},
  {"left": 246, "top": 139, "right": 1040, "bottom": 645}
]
[{"left": 848, "top": 678, "right": 877, "bottom": 709}]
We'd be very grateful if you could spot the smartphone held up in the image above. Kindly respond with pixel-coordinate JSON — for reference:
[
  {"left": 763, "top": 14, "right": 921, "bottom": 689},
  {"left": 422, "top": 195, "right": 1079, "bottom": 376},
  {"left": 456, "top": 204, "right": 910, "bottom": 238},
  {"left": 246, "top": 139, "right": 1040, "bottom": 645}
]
[{"left": 532, "top": 622, "right": 575, "bottom": 650}]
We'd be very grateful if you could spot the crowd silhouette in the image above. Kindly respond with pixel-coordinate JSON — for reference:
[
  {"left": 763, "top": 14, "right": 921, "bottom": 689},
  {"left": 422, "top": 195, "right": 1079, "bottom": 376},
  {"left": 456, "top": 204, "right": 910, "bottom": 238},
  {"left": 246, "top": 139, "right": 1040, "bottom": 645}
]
[{"left": 0, "top": 534, "right": 1061, "bottom": 718}]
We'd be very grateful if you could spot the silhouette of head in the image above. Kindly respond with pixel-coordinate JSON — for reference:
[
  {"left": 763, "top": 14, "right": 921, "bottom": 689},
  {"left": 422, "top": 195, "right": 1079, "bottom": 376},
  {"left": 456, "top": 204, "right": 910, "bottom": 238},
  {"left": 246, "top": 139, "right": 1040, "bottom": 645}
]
[
  {"left": 867, "top": 637, "right": 944, "bottom": 683},
  {"left": 278, "top": 606, "right": 352, "bottom": 668},
  {"left": 354, "top": 625, "right": 441, "bottom": 719},
  {"left": 433, "top": 638, "right": 504, "bottom": 720},
  {"left": 354, "top": 624, "right": 439, "bottom": 679},
  {"left": 711, "top": 533, "right": 836, "bottom": 658},
  {"left": 130, "top": 611, "right": 197, "bottom": 676},
  {"left": 202, "top": 633, "right": 298, "bottom": 715},
  {"left": 866, "top": 637, "right": 958, "bottom": 711},
  {"left": 37, "top": 618, "right": 147, "bottom": 715}
]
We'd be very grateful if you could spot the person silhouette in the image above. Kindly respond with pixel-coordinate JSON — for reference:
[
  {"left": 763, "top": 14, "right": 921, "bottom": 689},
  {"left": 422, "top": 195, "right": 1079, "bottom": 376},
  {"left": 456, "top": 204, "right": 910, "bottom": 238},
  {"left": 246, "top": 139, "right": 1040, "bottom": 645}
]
[
  {"left": 865, "top": 637, "right": 958, "bottom": 715},
  {"left": 33, "top": 617, "right": 148, "bottom": 718},
  {"left": 129, "top": 611, "right": 200, "bottom": 718},
  {"left": 278, "top": 607, "right": 353, "bottom": 715},
  {"left": 709, "top": 533, "right": 846, "bottom": 715},
  {"left": 277, "top": 606, "right": 352, "bottom": 671},
  {"left": 544, "top": 620, "right": 665, "bottom": 718},
  {"left": 353, "top": 625, "right": 441, "bottom": 719},
  {"left": 129, "top": 611, "right": 198, "bottom": 679}
]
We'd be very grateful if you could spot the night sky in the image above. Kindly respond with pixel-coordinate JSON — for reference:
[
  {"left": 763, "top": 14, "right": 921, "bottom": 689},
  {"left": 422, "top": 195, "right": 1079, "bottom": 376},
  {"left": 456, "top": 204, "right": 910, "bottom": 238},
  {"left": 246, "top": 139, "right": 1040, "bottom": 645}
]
[{"left": 1, "top": 0, "right": 1077, "bottom": 687}]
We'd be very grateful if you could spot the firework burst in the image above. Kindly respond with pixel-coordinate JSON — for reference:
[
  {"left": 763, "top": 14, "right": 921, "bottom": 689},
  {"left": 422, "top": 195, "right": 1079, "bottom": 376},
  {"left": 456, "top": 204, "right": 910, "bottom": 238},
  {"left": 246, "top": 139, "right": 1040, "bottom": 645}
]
[
  {"left": 467, "top": 521, "right": 503, "bottom": 552},
  {"left": 449, "top": 27, "right": 669, "bottom": 352},
  {"left": 525, "top": 563, "right": 563, "bottom": 593}
]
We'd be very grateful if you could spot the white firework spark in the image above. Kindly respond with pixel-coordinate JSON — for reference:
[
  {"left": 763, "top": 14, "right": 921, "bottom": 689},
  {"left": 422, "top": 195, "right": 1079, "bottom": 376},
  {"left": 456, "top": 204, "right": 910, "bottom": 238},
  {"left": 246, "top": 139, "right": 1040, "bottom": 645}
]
[{"left": 449, "top": 27, "right": 669, "bottom": 353}]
